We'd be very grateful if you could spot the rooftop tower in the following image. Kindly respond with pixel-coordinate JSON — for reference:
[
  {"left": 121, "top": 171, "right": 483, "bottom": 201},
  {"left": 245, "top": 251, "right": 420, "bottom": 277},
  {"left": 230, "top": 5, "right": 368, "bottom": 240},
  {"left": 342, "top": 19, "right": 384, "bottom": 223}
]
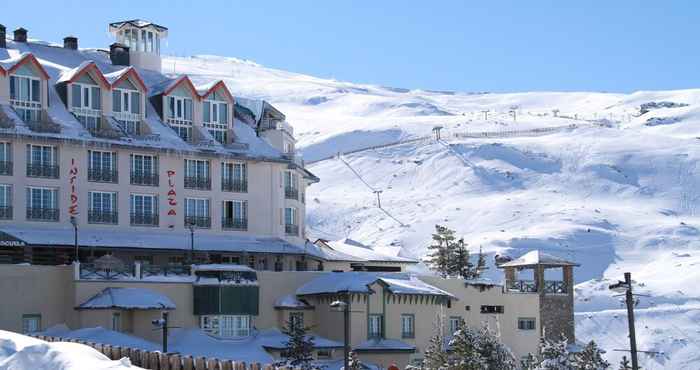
[{"left": 108, "top": 19, "right": 168, "bottom": 72}]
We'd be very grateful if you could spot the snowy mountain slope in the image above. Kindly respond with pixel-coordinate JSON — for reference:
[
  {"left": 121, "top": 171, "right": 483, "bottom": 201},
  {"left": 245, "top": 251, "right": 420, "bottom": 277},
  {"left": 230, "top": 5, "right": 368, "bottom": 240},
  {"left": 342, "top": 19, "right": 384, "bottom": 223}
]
[{"left": 169, "top": 54, "right": 700, "bottom": 368}]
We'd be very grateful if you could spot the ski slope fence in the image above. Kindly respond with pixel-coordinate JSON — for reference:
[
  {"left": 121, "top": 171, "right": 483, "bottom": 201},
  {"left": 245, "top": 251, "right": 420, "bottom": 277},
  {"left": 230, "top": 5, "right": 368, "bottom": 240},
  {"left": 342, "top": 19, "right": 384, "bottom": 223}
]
[
  {"left": 30, "top": 334, "right": 289, "bottom": 370},
  {"left": 453, "top": 123, "right": 582, "bottom": 139},
  {"left": 305, "top": 135, "right": 432, "bottom": 165}
]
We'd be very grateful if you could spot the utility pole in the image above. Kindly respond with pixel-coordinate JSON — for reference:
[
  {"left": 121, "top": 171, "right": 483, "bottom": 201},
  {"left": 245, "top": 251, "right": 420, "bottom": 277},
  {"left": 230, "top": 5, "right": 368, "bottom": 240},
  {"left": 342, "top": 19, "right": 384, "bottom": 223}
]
[
  {"left": 344, "top": 292, "right": 350, "bottom": 370},
  {"left": 374, "top": 190, "right": 383, "bottom": 209},
  {"left": 481, "top": 110, "right": 489, "bottom": 120},
  {"left": 152, "top": 311, "right": 176, "bottom": 353},
  {"left": 609, "top": 272, "right": 639, "bottom": 370}
]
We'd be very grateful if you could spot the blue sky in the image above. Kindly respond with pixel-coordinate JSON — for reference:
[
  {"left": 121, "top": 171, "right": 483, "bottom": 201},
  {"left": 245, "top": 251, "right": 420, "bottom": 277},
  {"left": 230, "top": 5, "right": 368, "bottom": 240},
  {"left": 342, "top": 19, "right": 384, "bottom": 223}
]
[{"left": 4, "top": 1, "right": 699, "bottom": 93}]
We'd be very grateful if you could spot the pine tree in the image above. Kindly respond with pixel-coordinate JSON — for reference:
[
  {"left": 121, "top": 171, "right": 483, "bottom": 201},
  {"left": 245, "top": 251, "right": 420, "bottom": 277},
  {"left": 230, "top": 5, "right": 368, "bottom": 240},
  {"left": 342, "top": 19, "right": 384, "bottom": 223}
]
[
  {"left": 477, "top": 326, "right": 517, "bottom": 370},
  {"left": 522, "top": 353, "right": 538, "bottom": 370},
  {"left": 473, "top": 246, "right": 487, "bottom": 279},
  {"left": 450, "top": 238, "right": 474, "bottom": 279},
  {"left": 426, "top": 225, "right": 457, "bottom": 278},
  {"left": 574, "top": 341, "right": 609, "bottom": 370},
  {"left": 534, "top": 335, "right": 575, "bottom": 370},
  {"left": 618, "top": 356, "right": 632, "bottom": 370},
  {"left": 347, "top": 351, "right": 363, "bottom": 370},
  {"left": 422, "top": 315, "right": 448, "bottom": 370},
  {"left": 447, "top": 325, "right": 516, "bottom": 370},
  {"left": 277, "top": 320, "right": 316, "bottom": 370}
]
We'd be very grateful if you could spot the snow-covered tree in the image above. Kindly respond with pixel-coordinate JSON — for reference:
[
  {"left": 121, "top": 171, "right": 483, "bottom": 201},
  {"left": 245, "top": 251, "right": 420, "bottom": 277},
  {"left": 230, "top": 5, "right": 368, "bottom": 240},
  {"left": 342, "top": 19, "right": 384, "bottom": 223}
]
[
  {"left": 618, "top": 356, "right": 632, "bottom": 370},
  {"left": 535, "top": 335, "right": 575, "bottom": 370},
  {"left": 477, "top": 326, "right": 517, "bottom": 370},
  {"left": 278, "top": 320, "right": 316, "bottom": 370},
  {"left": 448, "top": 325, "right": 516, "bottom": 370},
  {"left": 522, "top": 353, "right": 538, "bottom": 370},
  {"left": 473, "top": 246, "right": 487, "bottom": 278},
  {"left": 426, "top": 225, "right": 457, "bottom": 277},
  {"left": 347, "top": 351, "right": 363, "bottom": 370},
  {"left": 422, "top": 315, "right": 448, "bottom": 370},
  {"left": 574, "top": 341, "right": 609, "bottom": 369},
  {"left": 450, "top": 238, "right": 473, "bottom": 279}
]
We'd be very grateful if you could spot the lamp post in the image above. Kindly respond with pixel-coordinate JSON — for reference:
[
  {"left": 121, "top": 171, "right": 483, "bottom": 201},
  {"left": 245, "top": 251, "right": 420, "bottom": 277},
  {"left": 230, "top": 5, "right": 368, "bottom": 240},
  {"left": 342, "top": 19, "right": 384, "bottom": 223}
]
[
  {"left": 331, "top": 291, "right": 351, "bottom": 370},
  {"left": 70, "top": 215, "right": 78, "bottom": 263},
  {"left": 188, "top": 224, "right": 195, "bottom": 264}
]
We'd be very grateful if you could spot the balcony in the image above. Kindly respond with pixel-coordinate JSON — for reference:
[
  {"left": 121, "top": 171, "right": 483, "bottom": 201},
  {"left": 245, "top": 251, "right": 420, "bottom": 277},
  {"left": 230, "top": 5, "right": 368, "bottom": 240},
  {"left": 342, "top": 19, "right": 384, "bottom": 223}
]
[
  {"left": 184, "top": 176, "right": 211, "bottom": 190},
  {"left": 79, "top": 262, "right": 134, "bottom": 280},
  {"left": 88, "top": 168, "right": 118, "bottom": 183},
  {"left": 0, "top": 206, "right": 12, "bottom": 220},
  {"left": 141, "top": 264, "right": 191, "bottom": 279},
  {"left": 130, "top": 172, "right": 159, "bottom": 187},
  {"left": 130, "top": 212, "right": 159, "bottom": 227},
  {"left": 222, "top": 217, "right": 247, "bottom": 231},
  {"left": 26, "top": 163, "right": 59, "bottom": 179},
  {"left": 544, "top": 280, "right": 568, "bottom": 294},
  {"left": 185, "top": 216, "right": 211, "bottom": 229},
  {"left": 284, "top": 187, "right": 298, "bottom": 200},
  {"left": 285, "top": 224, "right": 299, "bottom": 236},
  {"left": 0, "top": 161, "right": 12, "bottom": 176},
  {"left": 221, "top": 179, "right": 247, "bottom": 193},
  {"left": 88, "top": 210, "right": 118, "bottom": 225},
  {"left": 27, "top": 208, "right": 59, "bottom": 222},
  {"left": 508, "top": 280, "right": 537, "bottom": 293}
]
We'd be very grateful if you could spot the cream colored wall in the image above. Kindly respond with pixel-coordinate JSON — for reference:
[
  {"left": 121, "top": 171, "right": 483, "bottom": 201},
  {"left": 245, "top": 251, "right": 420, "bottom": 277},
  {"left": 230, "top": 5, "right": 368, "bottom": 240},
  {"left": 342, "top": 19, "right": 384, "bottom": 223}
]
[
  {"left": 0, "top": 136, "right": 305, "bottom": 242},
  {"left": 255, "top": 271, "right": 324, "bottom": 329},
  {"left": 0, "top": 264, "right": 76, "bottom": 333}
]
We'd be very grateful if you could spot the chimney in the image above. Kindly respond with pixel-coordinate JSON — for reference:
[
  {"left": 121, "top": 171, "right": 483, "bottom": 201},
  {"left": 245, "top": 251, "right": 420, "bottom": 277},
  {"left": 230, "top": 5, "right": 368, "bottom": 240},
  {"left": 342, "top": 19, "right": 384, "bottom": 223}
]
[
  {"left": 63, "top": 36, "right": 78, "bottom": 50},
  {"left": 13, "top": 27, "right": 27, "bottom": 43},
  {"left": 109, "top": 43, "right": 130, "bottom": 67},
  {"left": 0, "top": 24, "right": 5, "bottom": 48}
]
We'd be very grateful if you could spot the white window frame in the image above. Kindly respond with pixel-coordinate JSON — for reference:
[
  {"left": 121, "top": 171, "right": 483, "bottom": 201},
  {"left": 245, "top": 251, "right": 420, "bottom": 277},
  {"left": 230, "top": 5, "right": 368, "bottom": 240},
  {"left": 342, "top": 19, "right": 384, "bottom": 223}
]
[
  {"left": 185, "top": 159, "right": 210, "bottom": 179},
  {"left": 185, "top": 198, "right": 210, "bottom": 218},
  {"left": 284, "top": 171, "right": 298, "bottom": 190},
  {"left": 517, "top": 317, "right": 536, "bottom": 331},
  {"left": 10, "top": 75, "right": 41, "bottom": 104},
  {"left": 88, "top": 191, "right": 117, "bottom": 213},
  {"left": 284, "top": 207, "right": 297, "bottom": 226},
  {"left": 26, "top": 187, "right": 57, "bottom": 210},
  {"left": 112, "top": 88, "right": 142, "bottom": 134},
  {"left": 131, "top": 154, "right": 157, "bottom": 175},
  {"left": 401, "top": 314, "right": 415, "bottom": 338},
  {"left": 448, "top": 316, "right": 462, "bottom": 336},
  {"left": 368, "top": 314, "right": 383, "bottom": 338},
  {"left": 0, "top": 184, "right": 11, "bottom": 208},
  {"left": 22, "top": 314, "right": 41, "bottom": 334},
  {"left": 112, "top": 312, "right": 122, "bottom": 332},
  {"left": 27, "top": 145, "right": 56, "bottom": 166},
  {"left": 0, "top": 142, "right": 11, "bottom": 163},
  {"left": 88, "top": 150, "right": 116, "bottom": 172},
  {"left": 200, "top": 315, "right": 251, "bottom": 338},
  {"left": 130, "top": 193, "right": 157, "bottom": 215}
]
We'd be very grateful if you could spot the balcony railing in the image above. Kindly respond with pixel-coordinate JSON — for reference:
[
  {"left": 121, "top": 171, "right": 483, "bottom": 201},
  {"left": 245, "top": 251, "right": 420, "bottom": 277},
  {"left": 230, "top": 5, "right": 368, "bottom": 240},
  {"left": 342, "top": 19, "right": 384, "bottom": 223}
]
[
  {"left": 0, "top": 206, "right": 12, "bottom": 220},
  {"left": 88, "top": 210, "right": 118, "bottom": 224},
  {"left": 544, "top": 280, "right": 568, "bottom": 294},
  {"left": 221, "top": 179, "right": 247, "bottom": 193},
  {"left": 130, "top": 172, "right": 159, "bottom": 187},
  {"left": 222, "top": 217, "right": 247, "bottom": 231},
  {"left": 140, "top": 264, "right": 191, "bottom": 279},
  {"left": 185, "top": 216, "right": 211, "bottom": 229},
  {"left": 285, "top": 224, "right": 299, "bottom": 236},
  {"left": 26, "top": 208, "right": 59, "bottom": 222},
  {"left": 184, "top": 176, "right": 211, "bottom": 190},
  {"left": 26, "top": 163, "right": 59, "bottom": 179},
  {"left": 79, "top": 263, "right": 134, "bottom": 280},
  {"left": 0, "top": 161, "right": 12, "bottom": 176},
  {"left": 130, "top": 212, "right": 159, "bottom": 227},
  {"left": 508, "top": 280, "right": 537, "bottom": 293},
  {"left": 88, "top": 168, "right": 118, "bottom": 183},
  {"left": 285, "top": 187, "right": 298, "bottom": 200}
]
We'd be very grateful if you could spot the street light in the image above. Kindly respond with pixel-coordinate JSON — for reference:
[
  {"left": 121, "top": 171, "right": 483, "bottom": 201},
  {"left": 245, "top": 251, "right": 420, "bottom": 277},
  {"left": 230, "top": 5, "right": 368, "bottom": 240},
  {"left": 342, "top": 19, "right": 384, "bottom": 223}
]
[
  {"left": 70, "top": 215, "right": 79, "bottom": 263},
  {"left": 331, "top": 290, "right": 351, "bottom": 370}
]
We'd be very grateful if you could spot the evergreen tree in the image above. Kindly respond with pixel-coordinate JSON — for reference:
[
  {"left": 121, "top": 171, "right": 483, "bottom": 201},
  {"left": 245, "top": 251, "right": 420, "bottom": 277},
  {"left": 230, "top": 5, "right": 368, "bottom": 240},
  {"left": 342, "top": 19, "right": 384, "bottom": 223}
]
[
  {"left": 426, "top": 225, "right": 457, "bottom": 277},
  {"left": 535, "top": 335, "right": 575, "bottom": 370},
  {"left": 522, "top": 353, "right": 538, "bottom": 370},
  {"left": 450, "top": 238, "right": 474, "bottom": 279},
  {"left": 477, "top": 326, "right": 517, "bottom": 370},
  {"left": 277, "top": 320, "right": 316, "bottom": 370},
  {"left": 448, "top": 325, "right": 516, "bottom": 370},
  {"left": 574, "top": 341, "right": 609, "bottom": 370},
  {"left": 618, "top": 356, "right": 632, "bottom": 370},
  {"left": 422, "top": 315, "right": 449, "bottom": 370},
  {"left": 473, "top": 246, "right": 488, "bottom": 279},
  {"left": 347, "top": 351, "right": 363, "bottom": 370}
]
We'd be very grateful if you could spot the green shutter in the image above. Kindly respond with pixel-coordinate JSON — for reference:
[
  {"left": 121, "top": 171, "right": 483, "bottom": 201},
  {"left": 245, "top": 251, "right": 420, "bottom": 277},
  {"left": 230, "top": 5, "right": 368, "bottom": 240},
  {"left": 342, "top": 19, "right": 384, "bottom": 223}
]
[
  {"left": 193, "top": 286, "right": 220, "bottom": 315},
  {"left": 220, "top": 286, "right": 259, "bottom": 315}
]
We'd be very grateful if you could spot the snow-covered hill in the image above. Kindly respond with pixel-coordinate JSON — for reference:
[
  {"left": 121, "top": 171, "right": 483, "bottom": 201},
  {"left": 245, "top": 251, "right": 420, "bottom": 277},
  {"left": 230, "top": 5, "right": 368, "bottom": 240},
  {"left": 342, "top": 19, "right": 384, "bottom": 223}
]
[{"left": 170, "top": 54, "right": 700, "bottom": 368}]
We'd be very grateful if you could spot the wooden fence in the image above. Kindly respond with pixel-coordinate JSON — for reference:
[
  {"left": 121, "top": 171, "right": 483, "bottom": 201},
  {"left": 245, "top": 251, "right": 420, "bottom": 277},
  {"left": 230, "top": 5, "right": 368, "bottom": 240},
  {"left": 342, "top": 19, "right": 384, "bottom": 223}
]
[{"left": 31, "top": 335, "right": 282, "bottom": 370}]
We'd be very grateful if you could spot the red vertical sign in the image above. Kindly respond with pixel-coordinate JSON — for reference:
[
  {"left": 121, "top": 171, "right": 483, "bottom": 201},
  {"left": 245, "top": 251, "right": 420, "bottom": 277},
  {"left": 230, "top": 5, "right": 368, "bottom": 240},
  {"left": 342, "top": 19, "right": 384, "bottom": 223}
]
[
  {"left": 69, "top": 159, "right": 79, "bottom": 216},
  {"left": 167, "top": 170, "right": 177, "bottom": 228}
]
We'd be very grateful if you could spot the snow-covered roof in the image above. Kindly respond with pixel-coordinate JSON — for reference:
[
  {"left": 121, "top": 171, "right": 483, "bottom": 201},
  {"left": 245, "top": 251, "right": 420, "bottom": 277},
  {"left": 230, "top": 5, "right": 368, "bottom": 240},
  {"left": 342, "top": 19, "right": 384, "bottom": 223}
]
[
  {"left": 256, "top": 328, "right": 343, "bottom": 349},
  {"left": 148, "top": 75, "right": 197, "bottom": 97},
  {"left": 109, "top": 19, "right": 168, "bottom": 33},
  {"left": 274, "top": 294, "right": 314, "bottom": 310},
  {"left": 0, "top": 52, "right": 50, "bottom": 79},
  {"left": 315, "top": 238, "right": 418, "bottom": 264},
  {"left": 498, "top": 250, "right": 579, "bottom": 268},
  {"left": 354, "top": 338, "right": 415, "bottom": 353},
  {"left": 42, "top": 325, "right": 159, "bottom": 351},
  {"left": 56, "top": 60, "right": 109, "bottom": 87},
  {"left": 192, "top": 264, "right": 256, "bottom": 272},
  {"left": 76, "top": 287, "right": 176, "bottom": 310},
  {"left": 0, "top": 224, "right": 311, "bottom": 256},
  {"left": 196, "top": 80, "right": 234, "bottom": 102},
  {"left": 103, "top": 66, "right": 148, "bottom": 91},
  {"left": 296, "top": 272, "right": 455, "bottom": 298}
]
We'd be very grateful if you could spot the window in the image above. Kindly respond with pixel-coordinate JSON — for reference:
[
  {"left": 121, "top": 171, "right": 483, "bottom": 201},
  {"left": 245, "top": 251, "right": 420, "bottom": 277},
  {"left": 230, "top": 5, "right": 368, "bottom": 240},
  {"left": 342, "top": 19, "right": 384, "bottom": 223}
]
[
  {"left": 10, "top": 75, "right": 42, "bottom": 123},
  {"left": 284, "top": 207, "right": 298, "bottom": 236},
  {"left": 368, "top": 314, "right": 383, "bottom": 339},
  {"left": 274, "top": 256, "right": 284, "bottom": 272},
  {"left": 185, "top": 198, "right": 210, "bottom": 228},
  {"left": 0, "top": 185, "right": 11, "bottom": 219},
  {"left": 221, "top": 162, "right": 247, "bottom": 192},
  {"left": 200, "top": 315, "right": 250, "bottom": 338},
  {"left": 88, "top": 150, "right": 117, "bottom": 183},
  {"left": 518, "top": 318, "right": 536, "bottom": 331},
  {"left": 167, "top": 96, "right": 194, "bottom": 141},
  {"left": 184, "top": 159, "right": 211, "bottom": 190},
  {"left": 26, "top": 145, "right": 58, "bottom": 178},
  {"left": 203, "top": 100, "right": 229, "bottom": 143},
  {"left": 112, "top": 312, "right": 122, "bottom": 332},
  {"left": 71, "top": 83, "right": 102, "bottom": 132},
  {"left": 168, "top": 256, "right": 185, "bottom": 265},
  {"left": 0, "top": 142, "right": 12, "bottom": 175},
  {"left": 317, "top": 349, "right": 332, "bottom": 359},
  {"left": 289, "top": 312, "right": 304, "bottom": 331},
  {"left": 134, "top": 255, "right": 154, "bottom": 265},
  {"left": 480, "top": 305, "right": 504, "bottom": 314},
  {"left": 26, "top": 187, "right": 58, "bottom": 221},
  {"left": 222, "top": 200, "right": 247, "bottom": 230},
  {"left": 401, "top": 314, "right": 415, "bottom": 338},
  {"left": 88, "top": 191, "right": 118, "bottom": 224},
  {"left": 113, "top": 89, "right": 142, "bottom": 135},
  {"left": 22, "top": 314, "right": 41, "bottom": 334},
  {"left": 130, "top": 154, "right": 158, "bottom": 186},
  {"left": 130, "top": 194, "right": 158, "bottom": 226},
  {"left": 284, "top": 171, "right": 298, "bottom": 200},
  {"left": 448, "top": 317, "right": 463, "bottom": 336}
]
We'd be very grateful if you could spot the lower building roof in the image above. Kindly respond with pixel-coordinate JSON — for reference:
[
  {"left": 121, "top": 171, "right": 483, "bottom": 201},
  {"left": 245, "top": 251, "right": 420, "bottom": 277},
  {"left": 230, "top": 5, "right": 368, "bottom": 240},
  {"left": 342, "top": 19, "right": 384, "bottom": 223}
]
[
  {"left": 354, "top": 338, "right": 416, "bottom": 353},
  {"left": 296, "top": 272, "right": 455, "bottom": 298},
  {"left": 76, "top": 287, "right": 176, "bottom": 310}
]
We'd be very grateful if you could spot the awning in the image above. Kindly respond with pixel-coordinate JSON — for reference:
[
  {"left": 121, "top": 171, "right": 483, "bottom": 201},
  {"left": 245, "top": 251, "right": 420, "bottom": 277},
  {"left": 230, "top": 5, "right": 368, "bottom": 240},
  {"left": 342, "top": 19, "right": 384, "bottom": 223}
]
[{"left": 77, "top": 287, "right": 176, "bottom": 310}]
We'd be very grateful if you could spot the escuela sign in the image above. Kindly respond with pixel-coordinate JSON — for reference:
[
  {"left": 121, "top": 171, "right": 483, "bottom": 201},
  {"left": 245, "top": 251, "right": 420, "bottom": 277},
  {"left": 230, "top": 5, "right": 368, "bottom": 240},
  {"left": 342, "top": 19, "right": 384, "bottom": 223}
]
[{"left": 0, "top": 231, "right": 27, "bottom": 247}]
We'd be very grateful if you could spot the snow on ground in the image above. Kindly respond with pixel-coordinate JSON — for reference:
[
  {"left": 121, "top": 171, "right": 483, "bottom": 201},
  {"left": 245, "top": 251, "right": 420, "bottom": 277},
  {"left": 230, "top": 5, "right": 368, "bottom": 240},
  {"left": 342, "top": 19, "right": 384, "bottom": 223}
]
[
  {"left": 0, "top": 330, "right": 143, "bottom": 370},
  {"left": 168, "top": 54, "right": 700, "bottom": 367}
]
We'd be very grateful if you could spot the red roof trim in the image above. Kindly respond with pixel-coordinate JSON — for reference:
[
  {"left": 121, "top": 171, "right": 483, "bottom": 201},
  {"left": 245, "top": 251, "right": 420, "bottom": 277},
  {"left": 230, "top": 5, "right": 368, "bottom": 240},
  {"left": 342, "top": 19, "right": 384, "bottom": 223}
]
[
  {"left": 164, "top": 75, "right": 200, "bottom": 100},
  {"left": 112, "top": 67, "right": 148, "bottom": 93},
  {"left": 8, "top": 53, "right": 50, "bottom": 80},
  {"left": 69, "top": 62, "right": 110, "bottom": 89},
  {"left": 200, "top": 80, "right": 234, "bottom": 103},
  {"left": 0, "top": 66, "right": 5, "bottom": 77}
]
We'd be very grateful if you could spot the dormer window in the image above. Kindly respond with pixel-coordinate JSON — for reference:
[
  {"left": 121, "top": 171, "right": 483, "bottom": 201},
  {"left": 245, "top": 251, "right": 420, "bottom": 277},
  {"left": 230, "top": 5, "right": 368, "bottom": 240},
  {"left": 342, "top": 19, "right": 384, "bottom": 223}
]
[
  {"left": 167, "top": 96, "right": 193, "bottom": 141},
  {"left": 9, "top": 75, "right": 41, "bottom": 123},
  {"left": 70, "top": 83, "right": 102, "bottom": 132},
  {"left": 112, "top": 88, "right": 141, "bottom": 135},
  {"left": 203, "top": 99, "right": 228, "bottom": 144}
]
